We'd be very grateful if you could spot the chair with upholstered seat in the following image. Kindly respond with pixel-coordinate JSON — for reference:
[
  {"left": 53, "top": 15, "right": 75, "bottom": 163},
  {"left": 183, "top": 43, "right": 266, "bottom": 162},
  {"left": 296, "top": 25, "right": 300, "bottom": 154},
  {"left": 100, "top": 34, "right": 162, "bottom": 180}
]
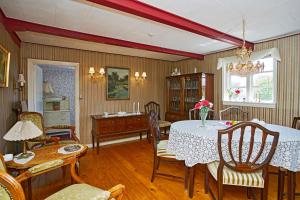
[
  {"left": 19, "top": 112, "right": 79, "bottom": 149},
  {"left": 205, "top": 122, "right": 279, "bottom": 200},
  {"left": 219, "top": 106, "right": 249, "bottom": 121},
  {"left": 0, "top": 154, "right": 125, "bottom": 200},
  {"left": 277, "top": 117, "right": 300, "bottom": 200},
  {"left": 145, "top": 101, "right": 171, "bottom": 135},
  {"left": 148, "top": 110, "right": 188, "bottom": 184}
]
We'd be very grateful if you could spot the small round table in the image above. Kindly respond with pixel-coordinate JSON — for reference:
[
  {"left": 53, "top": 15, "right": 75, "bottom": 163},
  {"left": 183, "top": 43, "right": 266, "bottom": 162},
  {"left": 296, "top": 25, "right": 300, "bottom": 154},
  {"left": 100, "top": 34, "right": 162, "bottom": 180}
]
[
  {"left": 168, "top": 120, "right": 300, "bottom": 200},
  {"left": 6, "top": 144, "right": 88, "bottom": 199}
]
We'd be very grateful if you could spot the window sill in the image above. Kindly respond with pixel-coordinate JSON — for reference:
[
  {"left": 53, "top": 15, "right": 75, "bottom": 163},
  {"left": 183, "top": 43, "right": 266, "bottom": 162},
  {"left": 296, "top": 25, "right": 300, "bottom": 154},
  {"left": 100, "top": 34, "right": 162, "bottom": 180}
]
[{"left": 223, "top": 101, "right": 276, "bottom": 108}]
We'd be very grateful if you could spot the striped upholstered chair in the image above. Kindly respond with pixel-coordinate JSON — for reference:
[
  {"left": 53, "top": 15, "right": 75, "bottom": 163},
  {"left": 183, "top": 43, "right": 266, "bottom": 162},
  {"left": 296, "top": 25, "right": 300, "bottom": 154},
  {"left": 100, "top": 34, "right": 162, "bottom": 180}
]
[
  {"left": 0, "top": 154, "right": 125, "bottom": 200},
  {"left": 148, "top": 111, "right": 189, "bottom": 187},
  {"left": 205, "top": 122, "right": 279, "bottom": 200}
]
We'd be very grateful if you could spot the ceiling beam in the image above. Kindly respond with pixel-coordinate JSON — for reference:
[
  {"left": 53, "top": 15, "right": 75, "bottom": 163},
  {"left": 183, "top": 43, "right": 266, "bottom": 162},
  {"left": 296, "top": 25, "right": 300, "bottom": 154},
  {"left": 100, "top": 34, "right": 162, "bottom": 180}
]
[
  {"left": 87, "top": 0, "right": 254, "bottom": 49},
  {"left": 0, "top": 9, "right": 21, "bottom": 46},
  {"left": 1, "top": 13, "right": 204, "bottom": 59}
]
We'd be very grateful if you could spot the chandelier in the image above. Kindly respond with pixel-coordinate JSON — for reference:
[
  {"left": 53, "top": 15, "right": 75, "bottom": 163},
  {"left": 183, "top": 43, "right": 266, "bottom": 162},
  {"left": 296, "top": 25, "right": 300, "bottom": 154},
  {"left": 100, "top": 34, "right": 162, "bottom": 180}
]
[{"left": 228, "top": 19, "right": 264, "bottom": 75}]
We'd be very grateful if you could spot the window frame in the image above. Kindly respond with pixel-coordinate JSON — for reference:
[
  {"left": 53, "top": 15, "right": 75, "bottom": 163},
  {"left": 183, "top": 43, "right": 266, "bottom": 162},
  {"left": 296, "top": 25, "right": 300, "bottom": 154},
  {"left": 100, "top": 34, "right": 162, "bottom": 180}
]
[{"left": 222, "top": 58, "right": 277, "bottom": 108}]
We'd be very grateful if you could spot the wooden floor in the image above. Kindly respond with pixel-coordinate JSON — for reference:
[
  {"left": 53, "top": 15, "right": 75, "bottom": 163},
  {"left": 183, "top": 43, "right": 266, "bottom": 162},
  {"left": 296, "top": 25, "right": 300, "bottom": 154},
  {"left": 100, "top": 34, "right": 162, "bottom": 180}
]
[{"left": 29, "top": 139, "right": 300, "bottom": 200}]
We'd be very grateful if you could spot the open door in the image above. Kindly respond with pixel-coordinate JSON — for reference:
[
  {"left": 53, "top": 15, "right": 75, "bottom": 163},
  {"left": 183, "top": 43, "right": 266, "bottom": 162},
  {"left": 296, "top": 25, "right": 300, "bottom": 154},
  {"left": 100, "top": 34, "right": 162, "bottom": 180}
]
[{"left": 28, "top": 64, "right": 43, "bottom": 114}]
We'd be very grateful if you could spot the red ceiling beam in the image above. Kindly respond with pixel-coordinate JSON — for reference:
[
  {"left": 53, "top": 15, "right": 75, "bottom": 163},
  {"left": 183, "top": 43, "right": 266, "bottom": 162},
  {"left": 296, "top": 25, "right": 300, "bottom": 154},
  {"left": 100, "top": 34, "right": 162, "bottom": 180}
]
[
  {"left": 0, "top": 9, "right": 21, "bottom": 46},
  {"left": 87, "top": 0, "right": 254, "bottom": 49},
  {"left": 3, "top": 16, "right": 204, "bottom": 59}
]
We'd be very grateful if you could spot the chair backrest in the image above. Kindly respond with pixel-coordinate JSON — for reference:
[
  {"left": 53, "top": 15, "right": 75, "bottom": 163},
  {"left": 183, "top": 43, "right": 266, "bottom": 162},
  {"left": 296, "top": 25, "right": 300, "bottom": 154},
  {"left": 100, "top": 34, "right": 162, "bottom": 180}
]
[
  {"left": 0, "top": 154, "right": 7, "bottom": 173},
  {"left": 0, "top": 155, "right": 25, "bottom": 200},
  {"left": 19, "top": 112, "right": 44, "bottom": 133},
  {"left": 292, "top": 117, "right": 300, "bottom": 130},
  {"left": 148, "top": 111, "right": 161, "bottom": 151},
  {"left": 218, "top": 122, "right": 279, "bottom": 173},
  {"left": 189, "top": 108, "right": 214, "bottom": 120},
  {"left": 219, "top": 106, "right": 249, "bottom": 121},
  {"left": 145, "top": 101, "right": 161, "bottom": 120}
]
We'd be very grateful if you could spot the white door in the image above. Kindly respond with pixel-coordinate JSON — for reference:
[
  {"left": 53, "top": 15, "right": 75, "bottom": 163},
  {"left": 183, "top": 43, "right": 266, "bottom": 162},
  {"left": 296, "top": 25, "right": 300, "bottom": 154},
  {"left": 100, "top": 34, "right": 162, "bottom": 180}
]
[
  {"left": 28, "top": 64, "right": 43, "bottom": 113},
  {"left": 35, "top": 65, "right": 44, "bottom": 114}
]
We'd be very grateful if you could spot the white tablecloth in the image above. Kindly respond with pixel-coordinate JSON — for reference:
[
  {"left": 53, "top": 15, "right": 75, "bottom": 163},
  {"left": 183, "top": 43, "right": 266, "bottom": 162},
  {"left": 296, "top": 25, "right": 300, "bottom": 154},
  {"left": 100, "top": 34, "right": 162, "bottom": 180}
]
[{"left": 168, "top": 120, "right": 300, "bottom": 172}]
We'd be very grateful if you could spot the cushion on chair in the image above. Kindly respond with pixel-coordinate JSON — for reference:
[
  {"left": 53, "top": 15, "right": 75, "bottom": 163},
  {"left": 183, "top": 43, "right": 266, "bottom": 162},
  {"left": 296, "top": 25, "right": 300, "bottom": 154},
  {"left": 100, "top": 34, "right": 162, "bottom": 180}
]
[
  {"left": 159, "top": 120, "right": 171, "bottom": 128},
  {"left": 45, "top": 184, "right": 110, "bottom": 200},
  {"left": 0, "top": 160, "right": 6, "bottom": 173},
  {"left": 28, "top": 159, "right": 64, "bottom": 174},
  {"left": 157, "top": 140, "right": 176, "bottom": 159},
  {"left": 208, "top": 161, "right": 264, "bottom": 188},
  {"left": 0, "top": 184, "right": 11, "bottom": 200}
]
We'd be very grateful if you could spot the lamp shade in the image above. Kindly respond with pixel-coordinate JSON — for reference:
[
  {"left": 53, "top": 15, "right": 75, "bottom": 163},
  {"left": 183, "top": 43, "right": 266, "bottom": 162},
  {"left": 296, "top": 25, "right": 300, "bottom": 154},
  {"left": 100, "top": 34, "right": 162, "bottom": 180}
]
[{"left": 3, "top": 121, "right": 42, "bottom": 141}]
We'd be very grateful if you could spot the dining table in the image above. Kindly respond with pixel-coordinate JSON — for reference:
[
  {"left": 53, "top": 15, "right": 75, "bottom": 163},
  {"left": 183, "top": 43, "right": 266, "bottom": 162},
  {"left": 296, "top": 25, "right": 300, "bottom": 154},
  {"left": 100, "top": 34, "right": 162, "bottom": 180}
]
[{"left": 167, "top": 120, "right": 300, "bottom": 200}]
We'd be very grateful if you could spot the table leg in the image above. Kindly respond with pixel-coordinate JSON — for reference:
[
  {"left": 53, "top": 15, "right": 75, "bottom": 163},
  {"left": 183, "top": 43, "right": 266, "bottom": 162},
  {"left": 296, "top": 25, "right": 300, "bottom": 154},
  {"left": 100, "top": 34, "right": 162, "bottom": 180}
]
[
  {"left": 278, "top": 169, "right": 285, "bottom": 200},
  {"left": 92, "top": 132, "right": 94, "bottom": 149},
  {"left": 27, "top": 177, "right": 32, "bottom": 200},
  {"left": 287, "top": 170, "right": 296, "bottom": 200},
  {"left": 188, "top": 166, "right": 195, "bottom": 198},
  {"left": 97, "top": 137, "right": 100, "bottom": 154},
  {"left": 184, "top": 166, "right": 189, "bottom": 191}
]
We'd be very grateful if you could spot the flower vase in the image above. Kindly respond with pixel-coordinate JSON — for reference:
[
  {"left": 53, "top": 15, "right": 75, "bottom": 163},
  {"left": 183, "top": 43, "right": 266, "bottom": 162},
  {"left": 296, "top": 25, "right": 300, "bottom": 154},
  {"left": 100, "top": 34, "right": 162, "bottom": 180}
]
[{"left": 199, "top": 108, "right": 208, "bottom": 126}]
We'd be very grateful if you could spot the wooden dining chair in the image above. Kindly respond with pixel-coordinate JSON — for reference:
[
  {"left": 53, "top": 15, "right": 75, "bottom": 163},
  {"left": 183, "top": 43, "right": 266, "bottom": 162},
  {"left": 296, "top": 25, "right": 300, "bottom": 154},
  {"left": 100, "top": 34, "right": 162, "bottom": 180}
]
[
  {"left": 205, "top": 122, "right": 279, "bottom": 200},
  {"left": 189, "top": 108, "right": 214, "bottom": 120},
  {"left": 145, "top": 101, "right": 171, "bottom": 134},
  {"left": 219, "top": 106, "right": 249, "bottom": 121},
  {"left": 148, "top": 111, "right": 188, "bottom": 185},
  {"left": 277, "top": 117, "right": 300, "bottom": 200},
  {"left": 0, "top": 154, "right": 125, "bottom": 200}
]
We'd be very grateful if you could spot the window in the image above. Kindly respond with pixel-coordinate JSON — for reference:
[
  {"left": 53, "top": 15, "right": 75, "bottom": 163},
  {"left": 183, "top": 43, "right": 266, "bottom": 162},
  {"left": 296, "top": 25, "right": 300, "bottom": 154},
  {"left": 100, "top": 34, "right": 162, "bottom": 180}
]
[{"left": 222, "top": 57, "right": 277, "bottom": 108}]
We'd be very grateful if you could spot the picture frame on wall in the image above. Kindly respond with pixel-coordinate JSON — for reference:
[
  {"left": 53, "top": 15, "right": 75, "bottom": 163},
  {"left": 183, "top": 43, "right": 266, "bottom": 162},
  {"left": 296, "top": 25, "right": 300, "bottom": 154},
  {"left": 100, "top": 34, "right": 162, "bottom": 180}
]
[
  {"left": 106, "top": 67, "right": 130, "bottom": 100},
  {"left": 0, "top": 44, "right": 10, "bottom": 87}
]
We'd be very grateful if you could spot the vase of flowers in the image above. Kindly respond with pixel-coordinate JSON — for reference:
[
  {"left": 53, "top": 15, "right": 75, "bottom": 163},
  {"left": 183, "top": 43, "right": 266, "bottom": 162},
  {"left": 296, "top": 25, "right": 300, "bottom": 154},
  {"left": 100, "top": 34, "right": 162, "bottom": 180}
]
[
  {"left": 227, "top": 88, "right": 241, "bottom": 100},
  {"left": 194, "top": 99, "right": 213, "bottom": 126}
]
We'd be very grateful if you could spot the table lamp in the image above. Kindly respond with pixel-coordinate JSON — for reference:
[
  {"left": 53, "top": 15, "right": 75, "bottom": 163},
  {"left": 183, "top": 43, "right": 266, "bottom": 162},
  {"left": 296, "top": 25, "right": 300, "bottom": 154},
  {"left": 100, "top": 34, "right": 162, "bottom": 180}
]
[{"left": 3, "top": 121, "right": 42, "bottom": 158}]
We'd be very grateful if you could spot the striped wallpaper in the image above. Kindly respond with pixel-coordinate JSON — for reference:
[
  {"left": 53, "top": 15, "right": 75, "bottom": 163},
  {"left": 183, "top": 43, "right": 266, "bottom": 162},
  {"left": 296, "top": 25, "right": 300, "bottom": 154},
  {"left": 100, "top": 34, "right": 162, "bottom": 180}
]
[
  {"left": 20, "top": 43, "right": 173, "bottom": 144},
  {"left": 174, "top": 34, "right": 300, "bottom": 127}
]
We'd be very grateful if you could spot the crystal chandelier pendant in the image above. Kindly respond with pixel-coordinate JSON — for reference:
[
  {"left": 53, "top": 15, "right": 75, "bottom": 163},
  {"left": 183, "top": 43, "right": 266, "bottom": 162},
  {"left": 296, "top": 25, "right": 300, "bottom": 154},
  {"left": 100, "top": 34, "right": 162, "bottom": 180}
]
[{"left": 227, "top": 19, "right": 264, "bottom": 76}]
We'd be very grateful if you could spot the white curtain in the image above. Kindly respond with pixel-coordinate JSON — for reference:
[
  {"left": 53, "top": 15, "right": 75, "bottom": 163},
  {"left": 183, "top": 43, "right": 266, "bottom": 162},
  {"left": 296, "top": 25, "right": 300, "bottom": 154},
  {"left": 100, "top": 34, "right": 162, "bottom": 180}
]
[{"left": 217, "top": 48, "right": 281, "bottom": 70}]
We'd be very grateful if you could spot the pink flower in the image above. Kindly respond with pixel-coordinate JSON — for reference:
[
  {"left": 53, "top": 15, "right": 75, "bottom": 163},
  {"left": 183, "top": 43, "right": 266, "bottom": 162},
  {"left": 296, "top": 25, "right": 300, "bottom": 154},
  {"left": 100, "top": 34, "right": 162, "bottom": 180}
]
[
  {"left": 194, "top": 99, "right": 213, "bottom": 109},
  {"left": 235, "top": 89, "right": 241, "bottom": 95},
  {"left": 225, "top": 121, "right": 233, "bottom": 126},
  {"left": 194, "top": 102, "right": 202, "bottom": 109}
]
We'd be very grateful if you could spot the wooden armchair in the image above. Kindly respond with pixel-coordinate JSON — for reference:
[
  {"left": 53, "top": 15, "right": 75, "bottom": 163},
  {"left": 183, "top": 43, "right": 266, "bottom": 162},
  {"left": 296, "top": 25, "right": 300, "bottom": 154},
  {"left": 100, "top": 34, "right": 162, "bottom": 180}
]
[
  {"left": 219, "top": 106, "right": 249, "bottom": 121},
  {"left": 145, "top": 101, "right": 171, "bottom": 135},
  {"left": 19, "top": 112, "right": 79, "bottom": 149},
  {"left": 205, "top": 122, "right": 279, "bottom": 200},
  {"left": 0, "top": 154, "right": 125, "bottom": 200}
]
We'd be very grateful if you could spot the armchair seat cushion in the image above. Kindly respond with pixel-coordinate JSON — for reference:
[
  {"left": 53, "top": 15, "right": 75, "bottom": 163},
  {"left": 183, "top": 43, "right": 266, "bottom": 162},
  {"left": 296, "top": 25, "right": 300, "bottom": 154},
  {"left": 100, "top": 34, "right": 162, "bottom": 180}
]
[
  {"left": 28, "top": 159, "right": 64, "bottom": 174},
  {"left": 45, "top": 184, "right": 110, "bottom": 200},
  {"left": 157, "top": 140, "right": 176, "bottom": 159},
  {"left": 159, "top": 120, "right": 171, "bottom": 128},
  {"left": 207, "top": 161, "right": 264, "bottom": 188}
]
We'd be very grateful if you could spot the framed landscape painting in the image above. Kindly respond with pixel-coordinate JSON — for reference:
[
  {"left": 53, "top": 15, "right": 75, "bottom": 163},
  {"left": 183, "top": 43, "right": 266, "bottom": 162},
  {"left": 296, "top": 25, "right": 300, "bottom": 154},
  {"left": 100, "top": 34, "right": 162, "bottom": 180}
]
[
  {"left": 106, "top": 67, "right": 130, "bottom": 100},
  {"left": 0, "top": 44, "right": 10, "bottom": 87}
]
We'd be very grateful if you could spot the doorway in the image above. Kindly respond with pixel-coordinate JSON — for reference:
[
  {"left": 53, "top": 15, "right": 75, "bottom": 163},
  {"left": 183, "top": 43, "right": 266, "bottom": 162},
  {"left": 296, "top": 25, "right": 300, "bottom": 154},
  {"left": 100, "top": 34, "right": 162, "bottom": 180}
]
[{"left": 27, "top": 59, "right": 80, "bottom": 140}]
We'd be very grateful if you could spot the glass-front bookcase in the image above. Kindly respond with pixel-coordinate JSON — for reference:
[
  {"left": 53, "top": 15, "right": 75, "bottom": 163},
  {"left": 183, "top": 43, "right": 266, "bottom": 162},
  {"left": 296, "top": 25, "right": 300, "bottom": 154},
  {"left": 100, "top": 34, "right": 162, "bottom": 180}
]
[{"left": 166, "top": 73, "right": 214, "bottom": 122}]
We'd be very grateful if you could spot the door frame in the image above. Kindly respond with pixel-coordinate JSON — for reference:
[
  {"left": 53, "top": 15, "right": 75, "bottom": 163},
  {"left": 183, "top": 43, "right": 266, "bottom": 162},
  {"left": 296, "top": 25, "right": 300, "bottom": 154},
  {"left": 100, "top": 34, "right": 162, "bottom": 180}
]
[{"left": 27, "top": 59, "right": 80, "bottom": 140}]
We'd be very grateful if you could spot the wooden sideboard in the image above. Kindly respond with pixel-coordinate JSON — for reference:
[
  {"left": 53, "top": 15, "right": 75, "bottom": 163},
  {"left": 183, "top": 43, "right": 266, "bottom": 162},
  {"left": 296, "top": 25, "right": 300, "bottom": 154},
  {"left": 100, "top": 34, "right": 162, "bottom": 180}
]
[{"left": 91, "top": 113, "right": 149, "bottom": 154}]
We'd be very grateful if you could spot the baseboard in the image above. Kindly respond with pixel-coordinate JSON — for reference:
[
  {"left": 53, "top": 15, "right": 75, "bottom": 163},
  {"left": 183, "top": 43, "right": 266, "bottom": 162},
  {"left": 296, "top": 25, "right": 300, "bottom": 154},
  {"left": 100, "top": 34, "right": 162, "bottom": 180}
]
[{"left": 85, "top": 135, "right": 148, "bottom": 148}]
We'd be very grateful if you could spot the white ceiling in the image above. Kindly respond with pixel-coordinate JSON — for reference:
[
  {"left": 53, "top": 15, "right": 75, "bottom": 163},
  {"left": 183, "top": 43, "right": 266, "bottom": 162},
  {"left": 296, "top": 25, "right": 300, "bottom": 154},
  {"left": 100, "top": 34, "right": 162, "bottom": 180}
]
[{"left": 1, "top": 0, "right": 300, "bottom": 61}]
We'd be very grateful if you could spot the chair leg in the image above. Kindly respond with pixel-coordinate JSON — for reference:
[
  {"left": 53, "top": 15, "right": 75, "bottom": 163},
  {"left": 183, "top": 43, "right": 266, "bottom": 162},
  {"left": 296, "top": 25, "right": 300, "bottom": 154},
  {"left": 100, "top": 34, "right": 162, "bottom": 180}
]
[
  {"left": 91, "top": 132, "right": 94, "bottom": 149},
  {"left": 157, "top": 157, "right": 160, "bottom": 170},
  {"left": 62, "top": 165, "right": 67, "bottom": 178},
  {"left": 140, "top": 133, "right": 142, "bottom": 140},
  {"left": 278, "top": 169, "right": 285, "bottom": 200},
  {"left": 151, "top": 157, "right": 159, "bottom": 182},
  {"left": 246, "top": 188, "right": 251, "bottom": 199},
  {"left": 261, "top": 174, "right": 269, "bottom": 200},
  {"left": 218, "top": 180, "right": 223, "bottom": 200}
]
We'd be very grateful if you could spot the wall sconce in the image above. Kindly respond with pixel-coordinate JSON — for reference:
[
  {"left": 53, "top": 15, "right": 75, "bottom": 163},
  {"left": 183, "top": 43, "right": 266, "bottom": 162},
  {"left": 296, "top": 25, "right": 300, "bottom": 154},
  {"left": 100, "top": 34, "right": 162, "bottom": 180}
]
[
  {"left": 135, "top": 71, "right": 147, "bottom": 81},
  {"left": 89, "top": 67, "right": 105, "bottom": 80},
  {"left": 14, "top": 74, "right": 26, "bottom": 91}
]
